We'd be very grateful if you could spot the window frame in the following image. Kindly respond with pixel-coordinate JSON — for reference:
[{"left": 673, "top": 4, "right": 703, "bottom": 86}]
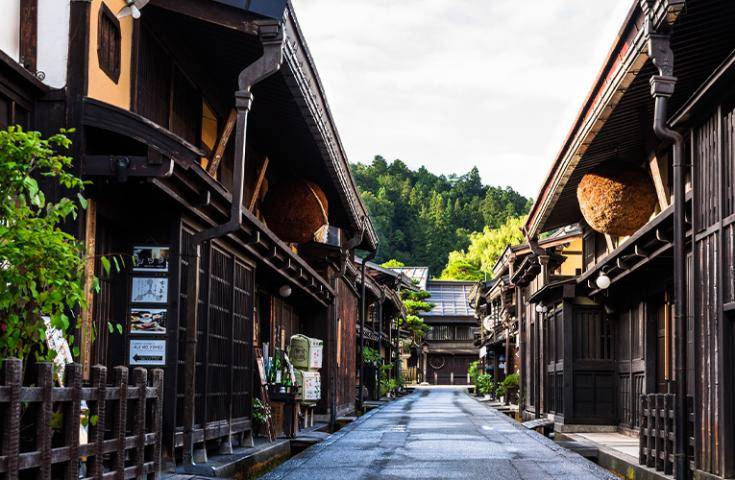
[{"left": 97, "top": 2, "right": 122, "bottom": 83}]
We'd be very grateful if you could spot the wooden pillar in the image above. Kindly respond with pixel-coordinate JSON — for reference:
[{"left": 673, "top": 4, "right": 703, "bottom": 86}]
[
  {"left": 518, "top": 287, "right": 526, "bottom": 412},
  {"left": 80, "top": 199, "right": 96, "bottom": 379},
  {"left": 422, "top": 350, "right": 427, "bottom": 384},
  {"left": 19, "top": 0, "right": 38, "bottom": 72},
  {"left": 535, "top": 311, "right": 541, "bottom": 419},
  {"left": 505, "top": 327, "right": 511, "bottom": 376},
  {"left": 562, "top": 300, "right": 574, "bottom": 423}
]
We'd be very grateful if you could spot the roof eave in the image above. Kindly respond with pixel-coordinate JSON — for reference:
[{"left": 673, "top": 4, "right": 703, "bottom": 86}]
[
  {"left": 525, "top": 0, "right": 684, "bottom": 237},
  {"left": 283, "top": 4, "right": 378, "bottom": 250}
]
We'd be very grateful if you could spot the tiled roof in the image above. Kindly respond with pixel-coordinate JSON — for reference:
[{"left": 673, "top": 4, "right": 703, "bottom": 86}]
[{"left": 424, "top": 280, "right": 475, "bottom": 318}]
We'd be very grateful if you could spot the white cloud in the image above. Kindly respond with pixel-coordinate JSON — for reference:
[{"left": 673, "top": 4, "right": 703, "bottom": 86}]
[{"left": 291, "top": 0, "right": 632, "bottom": 198}]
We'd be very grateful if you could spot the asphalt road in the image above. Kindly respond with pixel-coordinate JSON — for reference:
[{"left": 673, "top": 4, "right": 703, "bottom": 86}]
[{"left": 261, "top": 388, "right": 617, "bottom": 480}]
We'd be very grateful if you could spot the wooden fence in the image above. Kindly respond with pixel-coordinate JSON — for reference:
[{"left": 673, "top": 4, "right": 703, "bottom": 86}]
[
  {"left": 0, "top": 358, "right": 163, "bottom": 480},
  {"left": 639, "top": 393, "right": 695, "bottom": 477}
]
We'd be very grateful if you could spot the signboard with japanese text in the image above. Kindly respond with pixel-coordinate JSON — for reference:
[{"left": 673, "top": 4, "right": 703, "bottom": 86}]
[{"left": 129, "top": 339, "right": 166, "bottom": 366}]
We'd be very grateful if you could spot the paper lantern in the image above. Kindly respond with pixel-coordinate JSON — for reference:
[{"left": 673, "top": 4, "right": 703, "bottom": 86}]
[{"left": 577, "top": 167, "right": 657, "bottom": 236}]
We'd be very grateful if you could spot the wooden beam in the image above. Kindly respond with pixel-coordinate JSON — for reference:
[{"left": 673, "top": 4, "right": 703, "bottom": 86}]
[
  {"left": 604, "top": 234, "right": 615, "bottom": 253},
  {"left": 84, "top": 155, "right": 174, "bottom": 177},
  {"left": 207, "top": 109, "right": 237, "bottom": 177},
  {"left": 248, "top": 156, "right": 269, "bottom": 211},
  {"left": 649, "top": 153, "right": 671, "bottom": 211},
  {"left": 80, "top": 199, "right": 97, "bottom": 379},
  {"left": 150, "top": 0, "right": 259, "bottom": 35},
  {"left": 82, "top": 98, "right": 205, "bottom": 164},
  {"left": 19, "top": 0, "right": 38, "bottom": 72}
]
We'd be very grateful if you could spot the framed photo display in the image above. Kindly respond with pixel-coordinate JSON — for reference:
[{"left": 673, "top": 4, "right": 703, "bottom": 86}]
[
  {"left": 130, "top": 277, "right": 168, "bottom": 304},
  {"left": 129, "top": 308, "right": 167, "bottom": 334},
  {"left": 132, "top": 246, "right": 170, "bottom": 272}
]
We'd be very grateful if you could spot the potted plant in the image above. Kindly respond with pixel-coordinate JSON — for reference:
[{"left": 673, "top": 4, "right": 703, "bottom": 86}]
[
  {"left": 467, "top": 361, "right": 480, "bottom": 396},
  {"left": 476, "top": 374, "right": 494, "bottom": 400},
  {"left": 497, "top": 372, "right": 520, "bottom": 404}
]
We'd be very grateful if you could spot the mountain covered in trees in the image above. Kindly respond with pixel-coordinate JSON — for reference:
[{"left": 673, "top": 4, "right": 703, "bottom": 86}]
[{"left": 351, "top": 156, "right": 531, "bottom": 276}]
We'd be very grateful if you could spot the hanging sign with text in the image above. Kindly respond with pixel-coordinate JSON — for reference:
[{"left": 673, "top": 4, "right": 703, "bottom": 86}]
[{"left": 129, "top": 339, "right": 166, "bottom": 366}]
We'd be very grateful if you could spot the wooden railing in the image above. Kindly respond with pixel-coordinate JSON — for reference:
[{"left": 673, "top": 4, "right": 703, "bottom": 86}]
[
  {"left": 639, "top": 393, "right": 694, "bottom": 477},
  {"left": 0, "top": 358, "right": 163, "bottom": 480}
]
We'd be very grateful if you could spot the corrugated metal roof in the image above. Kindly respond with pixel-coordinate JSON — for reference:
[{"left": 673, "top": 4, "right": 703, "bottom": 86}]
[
  {"left": 424, "top": 280, "right": 475, "bottom": 318},
  {"left": 392, "top": 267, "right": 429, "bottom": 290}
]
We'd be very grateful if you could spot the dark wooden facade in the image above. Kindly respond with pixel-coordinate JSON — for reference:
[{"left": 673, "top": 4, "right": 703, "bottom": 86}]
[
  {"left": 680, "top": 79, "right": 735, "bottom": 478},
  {"left": 522, "top": 0, "right": 735, "bottom": 478},
  {"left": 421, "top": 279, "right": 476, "bottom": 386},
  {"left": 1, "top": 0, "right": 379, "bottom": 471}
]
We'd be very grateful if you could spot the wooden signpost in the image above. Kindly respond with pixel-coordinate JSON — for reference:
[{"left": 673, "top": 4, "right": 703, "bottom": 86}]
[{"left": 254, "top": 348, "right": 276, "bottom": 442}]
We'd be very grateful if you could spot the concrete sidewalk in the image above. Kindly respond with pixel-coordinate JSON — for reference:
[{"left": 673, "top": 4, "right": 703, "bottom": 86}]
[{"left": 260, "top": 388, "right": 617, "bottom": 479}]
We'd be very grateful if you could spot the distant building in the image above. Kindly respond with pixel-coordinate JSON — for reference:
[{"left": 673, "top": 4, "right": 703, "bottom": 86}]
[
  {"left": 422, "top": 279, "right": 476, "bottom": 385},
  {"left": 395, "top": 267, "right": 476, "bottom": 385}
]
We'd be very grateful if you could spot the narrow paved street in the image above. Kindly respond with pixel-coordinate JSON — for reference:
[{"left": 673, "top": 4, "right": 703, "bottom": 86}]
[{"left": 262, "top": 388, "right": 616, "bottom": 480}]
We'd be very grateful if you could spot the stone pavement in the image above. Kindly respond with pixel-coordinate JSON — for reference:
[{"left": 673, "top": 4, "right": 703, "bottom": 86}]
[{"left": 261, "top": 388, "right": 617, "bottom": 480}]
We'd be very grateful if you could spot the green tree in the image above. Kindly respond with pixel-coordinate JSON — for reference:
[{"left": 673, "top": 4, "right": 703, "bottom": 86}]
[
  {"left": 0, "top": 127, "right": 88, "bottom": 361},
  {"left": 381, "top": 259, "right": 405, "bottom": 268},
  {"left": 400, "top": 287, "right": 433, "bottom": 340},
  {"left": 351, "top": 157, "right": 530, "bottom": 274},
  {"left": 439, "top": 251, "right": 483, "bottom": 281},
  {"left": 440, "top": 216, "right": 527, "bottom": 281}
]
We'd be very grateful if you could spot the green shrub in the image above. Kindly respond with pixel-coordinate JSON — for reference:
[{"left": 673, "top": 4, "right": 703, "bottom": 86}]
[
  {"left": 476, "top": 374, "right": 494, "bottom": 395},
  {"left": 0, "top": 128, "right": 86, "bottom": 361},
  {"left": 252, "top": 398, "right": 271, "bottom": 426},
  {"left": 467, "top": 360, "right": 480, "bottom": 386},
  {"left": 379, "top": 378, "right": 398, "bottom": 397},
  {"left": 362, "top": 346, "right": 381, "bottom": 364},
  {"left": 497, "top": 372, "right": 520, "bottom": 398},
  {"left": 503, "top": 371, "right": 520, "bottom": 389}
]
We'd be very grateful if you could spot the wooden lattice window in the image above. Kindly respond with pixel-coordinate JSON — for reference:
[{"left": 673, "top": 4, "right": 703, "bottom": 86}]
[{"left": 98, "top": 3, "right": 121, "bottom": 82}]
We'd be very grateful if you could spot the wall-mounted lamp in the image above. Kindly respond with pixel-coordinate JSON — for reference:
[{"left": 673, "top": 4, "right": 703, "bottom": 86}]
[
  {"left": 595, "top": 271, "right": 611, "bottom": 290},
  {"left": 278, "top": 285, "right": 292, "bottom": 298},
  {"left": 534, "top": 304, "right": 548, "bottom": 314}
]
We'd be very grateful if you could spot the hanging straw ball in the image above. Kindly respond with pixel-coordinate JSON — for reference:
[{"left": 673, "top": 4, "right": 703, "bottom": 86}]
[
  {"left": 262, "top": 179, "right": 329, "bottom": 244},
  {"left": 577, "top": 166, "right": 657, "bottom": 236}
]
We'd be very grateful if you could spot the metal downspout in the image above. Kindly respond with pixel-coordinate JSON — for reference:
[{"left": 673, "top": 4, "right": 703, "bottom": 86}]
[
  {"left": 648, "top": 31, "right": 689, "bottom": 480},
  {"left": 359, "top": 247, "right": 377, "bottom": 411},
  {"left": 181, "top": 23, "right": 284, "bottom": 466}
]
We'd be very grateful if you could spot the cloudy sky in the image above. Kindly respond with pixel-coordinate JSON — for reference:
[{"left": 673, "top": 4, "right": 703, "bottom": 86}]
[{"left": 291, "top": 0, "right": 632, "bottom": 198}]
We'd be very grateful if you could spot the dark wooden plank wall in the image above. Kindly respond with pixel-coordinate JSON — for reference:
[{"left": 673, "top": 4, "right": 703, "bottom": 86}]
[
  {"left": 570, "top": 306, "right": 615, "bottom": 424},
  {"left": 272, "top": 296, "right": 300, "bottom": 351},
  {"left": 176, "top": 228, "right": 254, "bottom": 449},
  {"left": 336, "top": 277, "right": 357, "bottom": 414},
  {"left": 616, "top": 303, "right": 646, "bottom": 429},
  {"left": 136, "top": 26, "right": 171, "bottom": 128},
  {"left": 544, "top": 306, "right": 564, "bottom": 415},
  {"left": 692, "top": 104, "right": 735, "bottom": 477}
]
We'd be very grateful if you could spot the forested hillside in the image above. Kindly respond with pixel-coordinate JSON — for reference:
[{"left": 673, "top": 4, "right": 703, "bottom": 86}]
[{"left": 351, "top": 156, "right": 531, "bottom": 275}]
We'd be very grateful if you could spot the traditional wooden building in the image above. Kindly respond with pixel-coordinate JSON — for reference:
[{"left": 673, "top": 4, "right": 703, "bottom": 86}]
[
  {"left": 524, "top": 0, "right": 735, "bottom": 478},
  {"left": 421, "top": 278, "right": 476, "bottom": 385},
  {"left": 471, "top": 229, "right": 582, "bottom": 391},
  {"left": 354, "top": 261, "right": 409, "bottom": 401},
  {"left": 1, "top": 0, "right": 378, "bottom": 472}
]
